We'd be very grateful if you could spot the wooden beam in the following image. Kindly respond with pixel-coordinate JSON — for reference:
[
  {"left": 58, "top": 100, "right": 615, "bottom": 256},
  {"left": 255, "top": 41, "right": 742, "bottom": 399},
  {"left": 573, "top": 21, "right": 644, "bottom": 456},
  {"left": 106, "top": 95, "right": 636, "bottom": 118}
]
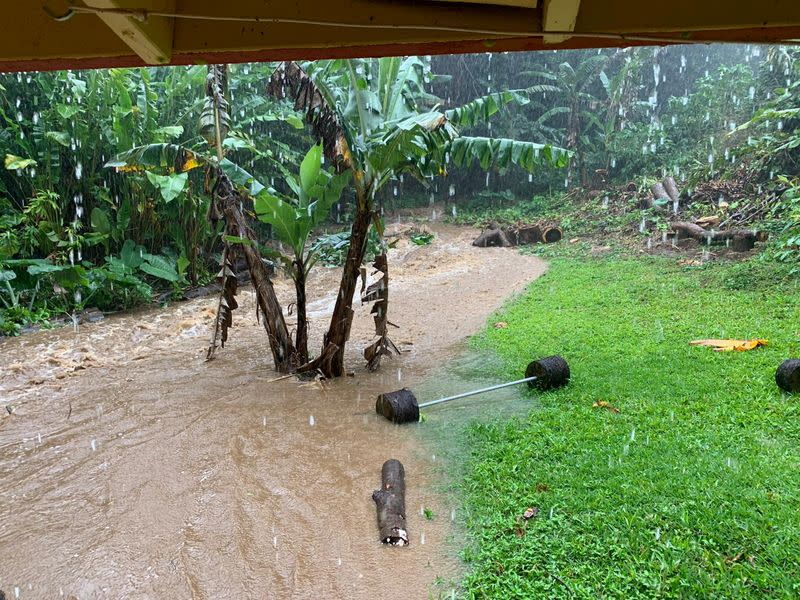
[
  {"left": 430, "top": 0, "right": 537, "bottom": 7},
  {"left": 83, "top": 0, "right": 175, "bottom": 65},
  {"left": 543, "top": 0, "right": 581, "bottom": 43}
]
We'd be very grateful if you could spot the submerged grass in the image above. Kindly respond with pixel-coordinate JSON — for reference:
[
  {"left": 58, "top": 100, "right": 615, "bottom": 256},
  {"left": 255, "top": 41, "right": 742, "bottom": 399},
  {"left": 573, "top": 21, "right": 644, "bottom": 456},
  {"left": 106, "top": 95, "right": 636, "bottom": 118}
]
[{"left": 460, "top": 257, "right": 800, "bottom": 598}]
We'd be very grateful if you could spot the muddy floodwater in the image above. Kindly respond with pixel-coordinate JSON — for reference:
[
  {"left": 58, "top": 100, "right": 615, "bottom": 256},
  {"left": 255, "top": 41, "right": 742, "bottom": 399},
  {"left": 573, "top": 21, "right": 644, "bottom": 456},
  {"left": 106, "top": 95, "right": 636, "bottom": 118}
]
[{"left": 0, "top": 224, "right": 546, "bottom": 599}]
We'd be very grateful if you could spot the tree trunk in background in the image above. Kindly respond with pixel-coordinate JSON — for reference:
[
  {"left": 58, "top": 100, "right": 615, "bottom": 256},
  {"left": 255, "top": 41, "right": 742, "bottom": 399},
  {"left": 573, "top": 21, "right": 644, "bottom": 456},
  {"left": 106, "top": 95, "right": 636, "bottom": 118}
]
[
  {"left": 319, "top": 189, "right": 373, "bottom": 378},
  {"left": 293, "top": 263, "right": 309, "bottom": 366},
  {"left": 213, "top": 174, "right": 296, "bottom": 372}
]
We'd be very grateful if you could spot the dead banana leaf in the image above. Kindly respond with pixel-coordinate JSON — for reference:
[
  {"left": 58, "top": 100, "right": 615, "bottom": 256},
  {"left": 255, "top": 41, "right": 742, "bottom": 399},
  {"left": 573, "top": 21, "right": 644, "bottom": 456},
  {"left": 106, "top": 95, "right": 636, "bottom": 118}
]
[
  {"left": 361, "top": 253, "right": 399, "bottom": 372},
  {"left": 689, "top": 339, "right": 768, "bottom": 352},
  {"left": 206, "top": 246, "right": 239, "bottom": 361}
]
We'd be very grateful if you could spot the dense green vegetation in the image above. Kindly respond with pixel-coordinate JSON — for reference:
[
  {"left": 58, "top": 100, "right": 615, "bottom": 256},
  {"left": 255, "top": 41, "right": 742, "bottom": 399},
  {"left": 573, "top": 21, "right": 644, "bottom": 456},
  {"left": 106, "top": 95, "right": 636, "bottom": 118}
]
[
  {"left": 0, "top": 44, "right": 798, "bottom": 341},
  {"left": 458, "top": 257, "right": 799, "bottom": 598}
]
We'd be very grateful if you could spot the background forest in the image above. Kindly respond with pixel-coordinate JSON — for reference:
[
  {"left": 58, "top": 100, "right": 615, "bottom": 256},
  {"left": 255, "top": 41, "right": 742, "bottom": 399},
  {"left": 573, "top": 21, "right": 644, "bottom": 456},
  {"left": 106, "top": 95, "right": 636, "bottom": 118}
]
[{"left": 1, "top": 44, "right": 799, "bottom": 335}]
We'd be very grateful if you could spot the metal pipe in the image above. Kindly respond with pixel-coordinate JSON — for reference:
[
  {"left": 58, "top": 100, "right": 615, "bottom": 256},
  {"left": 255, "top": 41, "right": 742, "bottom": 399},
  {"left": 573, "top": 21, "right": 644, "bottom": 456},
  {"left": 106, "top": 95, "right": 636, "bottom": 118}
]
[{"left": 418, "top": 376, "right": 537, "bottom": 408}]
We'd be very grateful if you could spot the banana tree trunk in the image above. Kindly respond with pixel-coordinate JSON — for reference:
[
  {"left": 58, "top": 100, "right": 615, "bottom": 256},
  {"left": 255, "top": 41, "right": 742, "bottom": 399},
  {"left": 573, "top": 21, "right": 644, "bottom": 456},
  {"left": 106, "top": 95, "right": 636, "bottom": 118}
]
[
  {"left": 293, "top": 262, "right": 309, "bottom": 365},
  {"left": 213, "top": 173, "right": 296, "bottom": 372},
  {"left": 320, "top": 189, "right": 373, "bottom": 378}
]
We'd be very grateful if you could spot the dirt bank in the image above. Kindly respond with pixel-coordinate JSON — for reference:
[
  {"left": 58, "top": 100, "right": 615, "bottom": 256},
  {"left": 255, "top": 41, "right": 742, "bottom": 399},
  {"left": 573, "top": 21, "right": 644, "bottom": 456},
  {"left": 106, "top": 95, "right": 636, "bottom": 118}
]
[{"left": 0, "top": 223, "right": 546, "bottom": 599}]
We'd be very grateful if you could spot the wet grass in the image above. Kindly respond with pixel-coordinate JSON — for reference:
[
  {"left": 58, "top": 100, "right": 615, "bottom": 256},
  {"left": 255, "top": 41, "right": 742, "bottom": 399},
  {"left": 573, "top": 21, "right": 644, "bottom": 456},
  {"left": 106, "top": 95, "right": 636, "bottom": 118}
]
[{"left": 459, "top": 257, "right": 800, "bottom": 598}]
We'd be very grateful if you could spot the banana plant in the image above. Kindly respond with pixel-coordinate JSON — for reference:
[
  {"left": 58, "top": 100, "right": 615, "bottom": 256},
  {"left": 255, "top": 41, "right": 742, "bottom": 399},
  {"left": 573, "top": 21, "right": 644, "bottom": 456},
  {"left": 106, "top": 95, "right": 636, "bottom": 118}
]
[
  {"left": 253, "top": 143, "right": 351, "bottom": 363},
  {"left": 269, "top": 57, "right": 570, "bottom": 377},
  {"left": 523, "top": 53, "right": 609, "bottom": 185}
]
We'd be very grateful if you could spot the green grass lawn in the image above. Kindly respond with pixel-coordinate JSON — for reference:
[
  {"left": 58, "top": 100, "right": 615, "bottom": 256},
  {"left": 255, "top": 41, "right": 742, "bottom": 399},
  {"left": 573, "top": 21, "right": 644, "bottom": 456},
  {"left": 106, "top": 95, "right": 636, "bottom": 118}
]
[{"left": 459, "top": 258, "right": 800, "bottom": 599}]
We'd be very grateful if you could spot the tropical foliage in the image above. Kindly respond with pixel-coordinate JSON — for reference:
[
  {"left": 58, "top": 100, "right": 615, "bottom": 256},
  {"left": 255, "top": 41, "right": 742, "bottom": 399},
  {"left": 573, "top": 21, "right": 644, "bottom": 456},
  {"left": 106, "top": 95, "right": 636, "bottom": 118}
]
[{"left": 1, "top": 44, "right": 798, "bottom": 339}]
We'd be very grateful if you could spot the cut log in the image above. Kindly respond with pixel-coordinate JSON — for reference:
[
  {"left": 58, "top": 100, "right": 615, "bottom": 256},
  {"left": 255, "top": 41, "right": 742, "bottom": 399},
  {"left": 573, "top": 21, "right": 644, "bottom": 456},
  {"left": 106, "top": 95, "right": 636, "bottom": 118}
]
[
  {"left": 663, "top": 176, "right": 680, "bottom": 203},
  {"left": 650, "top": 182, "right": 670, "bottom": 201},
  {"left": 473, "top": 228, "right": 512, "bottom": 247},
  {"left": 542, "top": 226, "right": 563, "bottom": 244},
  {"left": 505, "top": 225, "right": 542, "bottom": 246},
  {"left": 671, "top": 221, "right": 761, "bottom": 251},
  {"left": 776, "top": 359, "right": 800, "bottom": 393},
  {"left": 516, "top": 225, "right": 543, "bottom": 245},
  {"left": 372, "top": 459, "right": 409, "bottom": 546}
]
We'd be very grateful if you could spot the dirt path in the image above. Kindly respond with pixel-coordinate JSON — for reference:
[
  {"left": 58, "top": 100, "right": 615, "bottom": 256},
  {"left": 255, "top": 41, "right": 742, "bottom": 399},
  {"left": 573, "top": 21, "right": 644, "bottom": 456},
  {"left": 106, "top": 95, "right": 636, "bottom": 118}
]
[{"left": 0, "top": 223, "right": 546, "bottom": 599}]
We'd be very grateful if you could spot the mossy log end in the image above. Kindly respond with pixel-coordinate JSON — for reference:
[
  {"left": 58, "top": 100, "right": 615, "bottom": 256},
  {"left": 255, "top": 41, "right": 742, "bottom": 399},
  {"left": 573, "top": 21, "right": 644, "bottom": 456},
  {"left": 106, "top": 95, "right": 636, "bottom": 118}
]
[{"left": 372, "top": 459, "right": 409, "bottom": 546}]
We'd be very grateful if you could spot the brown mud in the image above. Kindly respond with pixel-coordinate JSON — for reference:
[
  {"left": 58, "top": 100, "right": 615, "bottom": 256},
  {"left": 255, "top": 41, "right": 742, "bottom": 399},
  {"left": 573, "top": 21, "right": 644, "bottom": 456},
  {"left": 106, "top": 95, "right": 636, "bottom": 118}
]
[{"left": 0, "top": 223, "right": 546, "bottom": 599}]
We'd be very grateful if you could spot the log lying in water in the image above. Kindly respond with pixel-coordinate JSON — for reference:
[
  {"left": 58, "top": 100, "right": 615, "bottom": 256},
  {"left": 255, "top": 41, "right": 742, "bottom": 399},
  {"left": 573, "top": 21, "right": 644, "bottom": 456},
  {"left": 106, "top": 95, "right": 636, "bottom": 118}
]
[
  {"left": 670, "top": 221, "right": 760, "bottom": 252},
  {"left": 776, "top": 359, "right": 800, "bottom": 393},
  {"left": 372, "top": 459, "right": 409, "bottom": 546}
]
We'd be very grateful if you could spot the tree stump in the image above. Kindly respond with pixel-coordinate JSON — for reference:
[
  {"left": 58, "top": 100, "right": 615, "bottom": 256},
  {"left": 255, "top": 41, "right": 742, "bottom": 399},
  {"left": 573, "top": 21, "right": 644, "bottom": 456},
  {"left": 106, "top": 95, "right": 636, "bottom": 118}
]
[
  {"left": 372, "top": 459, "right": 409, "bottom": 546},
  {"left": 776, "top": 359, "right": 800, "bottom": 393}
]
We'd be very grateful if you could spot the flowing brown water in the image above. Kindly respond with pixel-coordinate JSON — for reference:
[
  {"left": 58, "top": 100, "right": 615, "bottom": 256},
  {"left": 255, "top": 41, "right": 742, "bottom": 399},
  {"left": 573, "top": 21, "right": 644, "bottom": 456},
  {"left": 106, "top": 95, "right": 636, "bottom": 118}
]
[{"left": 0, "top": 224, "right": 546, "bottom": 599}]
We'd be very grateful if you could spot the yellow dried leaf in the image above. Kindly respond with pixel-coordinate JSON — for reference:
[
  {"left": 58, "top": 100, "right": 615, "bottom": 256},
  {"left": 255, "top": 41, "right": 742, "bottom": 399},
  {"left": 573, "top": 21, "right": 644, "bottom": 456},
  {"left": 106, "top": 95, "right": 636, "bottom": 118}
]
[
  {"left": 181, "top": 156, "right": 202, "bottom": 171},
  {"left": 689, "top": 339, "right": 768, "bottom": 352},
  {"left": 493, "top": 322, "right": 508, "bottom": 329},
  {"left": 592, "top": 400, "right": 620, "bottom": 413},
  {"left": 115, "top": 164, "right": 142, "bottom": 173}
]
